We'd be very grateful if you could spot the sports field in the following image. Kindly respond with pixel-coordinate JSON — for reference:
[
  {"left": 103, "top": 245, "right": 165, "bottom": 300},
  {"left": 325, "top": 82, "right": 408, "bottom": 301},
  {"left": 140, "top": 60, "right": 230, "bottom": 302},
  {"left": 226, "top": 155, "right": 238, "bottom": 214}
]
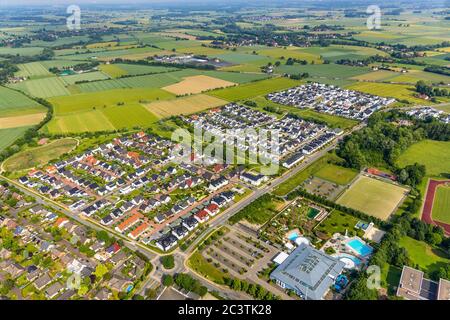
[
  {"left": 0, "top": 113, "right": 46, "bottom": 129},
  {"left": 336, "top": 175, "right": 409, "bottom": 220},
  {"left": 396, "top": 140, "right": 450, "bottom": 177},
  {"left": 2, "top": 138, "right": 78, "bottom": 172},
  {"left": 162, "top": 75, "right": 236, "bottom": 95},
  {"left": 208, "top": 77, "right": 299, "bottom": 101},
  {"left": 144, "top": 94, "right": 227, "bottom": 118},
  {"left": 314, "top": 164, "right": 359, "bottom": 185},
  {"left": 432, "top": 185, "right": 450, "bottom": 225}
]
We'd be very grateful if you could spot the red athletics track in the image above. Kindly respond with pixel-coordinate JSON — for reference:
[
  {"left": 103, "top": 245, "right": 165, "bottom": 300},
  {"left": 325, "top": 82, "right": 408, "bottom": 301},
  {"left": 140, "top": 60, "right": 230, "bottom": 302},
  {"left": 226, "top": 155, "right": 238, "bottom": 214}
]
[{"left": 421, "top": 179, "right": 450, "bottom": 235}]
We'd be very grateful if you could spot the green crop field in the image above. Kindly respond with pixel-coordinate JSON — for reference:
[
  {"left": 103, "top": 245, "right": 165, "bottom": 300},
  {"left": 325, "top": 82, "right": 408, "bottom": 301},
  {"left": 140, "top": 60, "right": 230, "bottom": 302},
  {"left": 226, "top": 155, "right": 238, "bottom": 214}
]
[
  {"left": 101, "top": 103, "right": 159, "bottom": 129},
  {"left": 0, "top": 47, "right": 43, "bottom": 56},
  {"left": 337, "top": 175, "right": 409, "bottom": 220},
  {"left": 100, "top": 63, "right": 178, "bottom": 78},
  {"left": 277, "top": 64, "right": 371, "bottom": 80},
  {"left": 46, "top": 109, "right": 116, "bottom": 133},
  {"left": 399, "top": 236, "right": 450, "bottom": 275},
  {"left": 0, "top": 126, "right": 31, "bottom": 152},
  {"left": 431, "top": 185, "right": 450, "bottom": 225},
  {"left": 8, "top": 77, "right": 70, "bottom": 98},
  {"left": 345, "top": 82, "right": 425, "bottom": 104},
  {"left": 314, "top": 164, "right": 359, "bottom": 185},
  {"left": 256, "top": 47, "right": 322, "bottom": 64},
  {"left": 2, "top": 138, "right": 78, "bottom": 172},
  {"left": 208, "top": 77, "right": 299, "bottom": 101},
  {"left": 396, "top": 140, "right": 450, "bottom": 177},
  {"left": 0, "top": 86, "right": 46, "bottom": 117},
  {"left": 49, "top": 88, "right": 174, "bottom": 114},
  {"left": 60, "top": 71, "right": 110, "bottom": 85},
  {"left": 15, "top": 62, "right": 52, "bottom": 78}
]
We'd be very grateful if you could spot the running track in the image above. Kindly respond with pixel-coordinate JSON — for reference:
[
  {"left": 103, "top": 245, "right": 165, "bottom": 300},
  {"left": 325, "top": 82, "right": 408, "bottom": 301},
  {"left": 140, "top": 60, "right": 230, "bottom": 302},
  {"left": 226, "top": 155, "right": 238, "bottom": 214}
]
[{"left": 422, "top": 179, "right": 450, "bottom": 235}]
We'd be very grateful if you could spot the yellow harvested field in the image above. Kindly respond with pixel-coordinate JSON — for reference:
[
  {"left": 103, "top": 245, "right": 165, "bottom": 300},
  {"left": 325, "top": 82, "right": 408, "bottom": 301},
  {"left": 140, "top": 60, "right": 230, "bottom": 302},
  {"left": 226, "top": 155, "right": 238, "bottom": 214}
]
[
  {"left": 0, "top": 113, "right": 46, "bottom": 129},
  {"left": 143, "top": 94, "right": 227, "bottom": 118},
  {"left": 162, "top": 75, "right": 236, "bottom": 95}
]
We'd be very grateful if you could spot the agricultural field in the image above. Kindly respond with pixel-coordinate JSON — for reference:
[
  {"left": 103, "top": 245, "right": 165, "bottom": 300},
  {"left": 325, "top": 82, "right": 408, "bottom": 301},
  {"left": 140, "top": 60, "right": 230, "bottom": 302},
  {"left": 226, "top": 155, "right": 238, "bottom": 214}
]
[
  {"left": 345, "top": 82, "right": 426, "bottom": 104},
  {"left": 15, "top": 62, "right": 52, "bottom": 78},
  {"left": 59, "top": 71, "right": 110, "bottom": 85},
  {"left": 49, "top": 88, "right": 174, "bottom": 114},
  {"left": 336, "top": 175, "right": 409, "bottom": 220},
  {"left": 8, "top": 76, "right": 70, "bottom": 98},
  {"left": 208, "top": 77, "right": 299, "bottom": 101},
  {"left": 0, "top": 86, "right": 46, "bottom": 117},
  {"left": 162, "top": 75, "right": 235, "bottom": 95},
  {"left": 0, "top": 113, "right": 46, "bottom": 129},
  {"left": 431, "top": 185, "right": 450, "bottom": 225},
  {"left": 100, "top": 63, "right": 178, "bottom": 78},
  {"left": 396, "top": 140, "right": 450, "bottom": 177},
  {"left": 0, "top": 126, "right": 32, "bottom": 153},
  {"left": 144, "top": 94, "right": 227, "bottom": 118},
  {"left": 277, "top": 63, "right": 371, "bottom": 80},
  {"left": 2, "top": 138, "right": 78, "bottom": 172}
]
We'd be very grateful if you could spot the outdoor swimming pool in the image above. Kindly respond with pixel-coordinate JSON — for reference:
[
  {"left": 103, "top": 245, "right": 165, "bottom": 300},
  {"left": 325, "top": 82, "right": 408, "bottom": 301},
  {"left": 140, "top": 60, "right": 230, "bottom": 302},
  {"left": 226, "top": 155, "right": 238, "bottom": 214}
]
[
  {"left": 346, "top": 238, "right": 373, "bottom": 257},
  {"left": 334, "top": 253, "right": 362, "bottom": 269},
  {"left": 288, "top": 232, "right": 299, "bottom": 241}
]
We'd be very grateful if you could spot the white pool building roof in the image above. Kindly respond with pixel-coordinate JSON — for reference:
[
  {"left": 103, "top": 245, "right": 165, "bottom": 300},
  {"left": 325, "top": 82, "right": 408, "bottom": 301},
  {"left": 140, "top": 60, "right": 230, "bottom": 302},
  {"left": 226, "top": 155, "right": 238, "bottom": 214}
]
[{"left": 270, "top": 243, "right": 345, "bottom": 300}]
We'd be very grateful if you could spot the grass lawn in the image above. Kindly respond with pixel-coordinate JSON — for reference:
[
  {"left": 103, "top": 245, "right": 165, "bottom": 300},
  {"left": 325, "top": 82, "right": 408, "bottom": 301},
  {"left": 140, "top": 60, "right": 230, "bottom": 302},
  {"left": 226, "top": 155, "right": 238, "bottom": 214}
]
[
  {"left": 315, "top": 210, "right": 363, "bottom": 238},
  {"left": 396, "top": 140, "right": 450, "bottom": 177},
  {"left": 314, "top": 164, "right": 359, "bottom": 185},
  {"left": 399, "top": 236, "right": 450, "bottom": 275},
  {"left": 336, "top": 176, "right": 409, "bottom": 220},
  {"left": 380, "top": 263, "right": 402, "bottom": 295},
  {"left": 250, "top": 96, "right": 358, "bottom": 130},
  {"left": 432, "top": 185, "right": 450, "bottom": 224},
  {"left": 273, "top": 153, "right": 342, "bottom": 196},
  {"left": 2, "top": 138, "right": 78, "bottom": 172},
  {"left": 187, "top": 251, "right": 227, "bottom": 285}
]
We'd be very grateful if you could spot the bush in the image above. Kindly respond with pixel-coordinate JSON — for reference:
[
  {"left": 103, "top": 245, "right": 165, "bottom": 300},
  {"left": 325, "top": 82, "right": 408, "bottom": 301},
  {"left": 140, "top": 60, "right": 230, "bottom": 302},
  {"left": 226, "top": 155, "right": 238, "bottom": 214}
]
[{"left": 161, "top": 255, "right": 175, "bottom": 269}]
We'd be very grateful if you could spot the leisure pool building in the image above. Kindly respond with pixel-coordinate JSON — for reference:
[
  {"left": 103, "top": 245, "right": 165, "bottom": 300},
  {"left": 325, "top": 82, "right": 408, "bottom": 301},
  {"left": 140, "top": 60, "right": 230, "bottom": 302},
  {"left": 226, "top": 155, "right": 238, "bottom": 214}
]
[{"left": 270, "top": 244, "right": 345, "bottom": 300}]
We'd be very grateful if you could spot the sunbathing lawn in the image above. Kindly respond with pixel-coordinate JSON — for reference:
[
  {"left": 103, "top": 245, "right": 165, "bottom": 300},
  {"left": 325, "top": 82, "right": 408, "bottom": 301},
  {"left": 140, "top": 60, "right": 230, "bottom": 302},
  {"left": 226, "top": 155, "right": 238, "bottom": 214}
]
[{"left": 399, "top": 236, "right": 450, "bottom": 275}]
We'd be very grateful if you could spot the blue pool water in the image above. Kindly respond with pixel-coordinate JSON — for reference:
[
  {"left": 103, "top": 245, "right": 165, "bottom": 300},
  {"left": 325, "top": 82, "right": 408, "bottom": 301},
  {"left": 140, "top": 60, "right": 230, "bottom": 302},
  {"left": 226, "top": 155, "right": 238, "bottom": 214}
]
[
  {"left": 288, "top": 232, "right": 299, "bottom": 241},
  {"left": 347, "top": 239, "right": 373, "bottom": 257}
]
